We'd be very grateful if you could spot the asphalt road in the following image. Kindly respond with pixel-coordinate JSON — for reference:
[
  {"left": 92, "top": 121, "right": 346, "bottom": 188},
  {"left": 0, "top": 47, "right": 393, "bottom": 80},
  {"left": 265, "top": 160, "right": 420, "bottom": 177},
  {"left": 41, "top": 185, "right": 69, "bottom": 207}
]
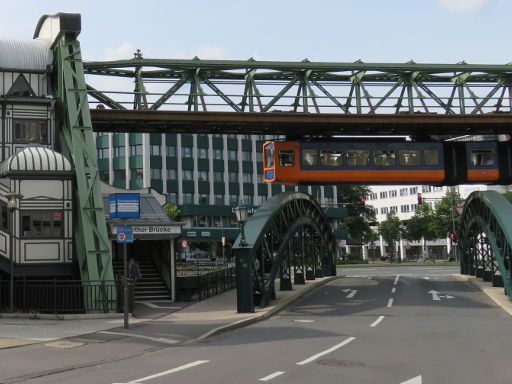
[{"left": 2, "top": 266, "right": 512, "bottom": 384}]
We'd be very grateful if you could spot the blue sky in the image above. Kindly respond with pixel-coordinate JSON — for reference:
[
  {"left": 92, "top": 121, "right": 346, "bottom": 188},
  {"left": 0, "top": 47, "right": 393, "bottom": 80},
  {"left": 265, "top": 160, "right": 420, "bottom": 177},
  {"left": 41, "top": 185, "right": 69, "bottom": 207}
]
[{"left": 0, "top": 0, "right": 509, "bottom": 64}]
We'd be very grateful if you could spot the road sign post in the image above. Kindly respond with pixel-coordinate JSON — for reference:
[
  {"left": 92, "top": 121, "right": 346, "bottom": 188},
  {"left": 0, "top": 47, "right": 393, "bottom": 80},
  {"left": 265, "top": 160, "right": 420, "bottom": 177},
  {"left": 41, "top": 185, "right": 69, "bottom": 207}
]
[{"left": 110, "top": 194, "right": 140, "bottom": 329}]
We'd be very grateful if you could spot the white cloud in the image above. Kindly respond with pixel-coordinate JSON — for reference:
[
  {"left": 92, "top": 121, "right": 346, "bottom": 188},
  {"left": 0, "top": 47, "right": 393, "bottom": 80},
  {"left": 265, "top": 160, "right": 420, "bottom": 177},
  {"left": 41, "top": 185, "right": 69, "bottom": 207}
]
[
  {"left": 103, "top": 41, "right": 137, "bottom": 61},
  {"left": 437, "top": 0, "right": 488, "bottom": 13}
]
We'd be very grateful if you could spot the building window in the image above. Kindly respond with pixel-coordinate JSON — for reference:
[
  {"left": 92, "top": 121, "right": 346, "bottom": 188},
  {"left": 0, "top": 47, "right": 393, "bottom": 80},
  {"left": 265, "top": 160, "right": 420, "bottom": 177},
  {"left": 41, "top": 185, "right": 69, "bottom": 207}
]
[
  {"left": 99, "top": 171, "right": 109, "bottom": 182},
  {"left": 130, "top": 145, "right": 143, "bottom": 156},
  {"left": 214, "top": 194, "right": 224, "bottom": 205},
  {"left": 13, "top": 119, "right": 49, "bottom": 144},
  {"left": 198, "top": 171, "right": 208, "bottom": 181},
  {"left": 166, "top": 145, "right": 176, "bottom": 157},
  {"left": 244, "top": 195, "right": 254, "bottom": 205},
  {"left": 228, "top": 150, "right": 237, "bottom": 161},
  {"left": 114, "top": 170, "right": 126, "bottom": 181},
  {"left": 400, "top": 205, "right": 410, "bottom": 213},
  {"left": 97, "top": 148, "right": 109, "bottom": 159},
  {"left": 214, "top": 171, "right": 224, "bottom": 182},
  {"left": 183, "top": 193, "right": 193, "bottom": 204},
  {"left": 229, "top": 172, "right": 238, "bottom": 183},
  {"left": 242, "top": 173, "right": 253, "bottom": 183},
  {"left": 422, "top": 186, "right": 432, "bottom": 193},
  {"left": 409, "top": 187, "right": 418, "bottom": 195},
  {"left": 130, "top": 168, "right": 144, "bottom": 180},
  {"left": 114, "top": 146, "right": 125, "bottom": 157},
  {"left": 182, "top": 146, "right": 192, "bottom": 158},
  {"left": 400, "top": 188, "right": 408, "bottom": 196},
  {"left": 380, "top": 191, "right": 388, "bottom": 199},
  {"left": 150, "top": 169, "right": 161, "bottom": 179},
  {"left": 229, "top": 195, "right": 239, "bottom": 205},
  {"left": 167, "top": 169, "right": 176, "bottom": 180},
  {"left": 242, "top": 151, "right": 252, "bottom": 161},
  {"left": 168, "top": 193, "right": 177, "bottom": 204},
  {"left": 198, "top": 194, "right": 209, "bottom": 205},
  {"left": 380, "top": 207, "right": 389, "bottom": 215},
  {"left": 214, "top": 149, "right": 223, "bottom": 160},
  {"left": 183, "top": 170, "right": 193, "bottom": 181},
  {"left": 198, "top": 148, "right": 208, "bottom": 159},
  {"left": 21, "top": 211, "right": 63, "bottom": 238},
  {"left": 389, "top": 190, "right": 397, "bottom": 198},
  {"left": 0, "top": 203, "right": 7, "bottom": 231},
  {"left": 150, "top": 145, "right": 161, "bottom": 156}
]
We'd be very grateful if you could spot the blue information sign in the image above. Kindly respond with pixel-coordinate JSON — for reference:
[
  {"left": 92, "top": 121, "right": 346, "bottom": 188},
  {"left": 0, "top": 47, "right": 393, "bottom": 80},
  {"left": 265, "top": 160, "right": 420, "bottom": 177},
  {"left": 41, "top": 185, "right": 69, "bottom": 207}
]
[
  {"left": 109, "top": 193, "right": 140, "bottom": 219},
  {"left": 116, "top": 226, "right": 133, "bottom": 243}
]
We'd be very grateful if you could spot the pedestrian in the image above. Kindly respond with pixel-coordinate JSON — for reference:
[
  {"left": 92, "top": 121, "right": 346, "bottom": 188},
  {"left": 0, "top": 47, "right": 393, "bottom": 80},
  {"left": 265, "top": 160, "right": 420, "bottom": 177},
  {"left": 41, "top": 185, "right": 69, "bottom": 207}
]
[{"left": 128, "top": 258, "right": 141, "bottom": 285}]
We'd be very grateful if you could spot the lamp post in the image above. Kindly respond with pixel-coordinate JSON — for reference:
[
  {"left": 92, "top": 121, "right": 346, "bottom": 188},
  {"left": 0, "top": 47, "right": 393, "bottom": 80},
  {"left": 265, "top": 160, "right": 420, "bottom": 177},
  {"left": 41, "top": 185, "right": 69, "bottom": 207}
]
[
  {"left": 6, "top": 193, "right": 23, "bottom": 312},
  {"left": 234, "top": 203, "right": 248, "bottom": 247}
]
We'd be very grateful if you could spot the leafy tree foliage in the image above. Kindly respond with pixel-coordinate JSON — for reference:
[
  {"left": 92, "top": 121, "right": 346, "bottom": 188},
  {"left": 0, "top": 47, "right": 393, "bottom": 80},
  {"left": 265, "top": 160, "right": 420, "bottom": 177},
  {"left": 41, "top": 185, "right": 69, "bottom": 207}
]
[
  {"left": 336, "top": 185, "right": 377, "bottom": 243},
  {"left": 163, "top": 203, "right": 181, "bottom": 221},
  {"left": 404, "top": 203, "right": 437, "bottom": 242},
  {"left": 432, "top": 188, "right": 463, "bottom": 239},
  {"left": 378, "top": 212, "right": 401, "bottom": 255}
]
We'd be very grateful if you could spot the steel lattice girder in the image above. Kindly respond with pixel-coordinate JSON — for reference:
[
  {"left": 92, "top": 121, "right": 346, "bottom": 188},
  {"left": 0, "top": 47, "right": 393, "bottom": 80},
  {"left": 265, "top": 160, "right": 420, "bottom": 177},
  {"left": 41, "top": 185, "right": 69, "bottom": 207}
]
[
  {"left": 84, "top": 58, "right": 512, "bottom": 119},
  {"left": 54, "top": 33, "right": 115, "bottom": 307},
  {"left": 459, "top": 191, "right": 512, "bottom": 297},
  {"left": 233, "top": 192, "right": 336, "bottom": 308}
]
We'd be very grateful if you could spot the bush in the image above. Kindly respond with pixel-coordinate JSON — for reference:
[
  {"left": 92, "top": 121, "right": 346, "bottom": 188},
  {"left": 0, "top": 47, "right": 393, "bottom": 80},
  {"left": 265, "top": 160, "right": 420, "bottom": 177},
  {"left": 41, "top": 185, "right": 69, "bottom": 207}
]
[{"left": 346, "top": 252, "right": 363, "bottom": 261}]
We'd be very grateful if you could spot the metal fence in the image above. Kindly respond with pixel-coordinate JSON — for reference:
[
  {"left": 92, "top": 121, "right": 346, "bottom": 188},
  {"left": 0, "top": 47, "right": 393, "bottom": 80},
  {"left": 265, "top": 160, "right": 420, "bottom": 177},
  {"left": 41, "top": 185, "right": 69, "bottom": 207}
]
[
  {"left": 176, "top": 266, "right": 236, "bottom": 302},
  {"left": 0, "top": 278, "right": 132, "bottom": 314}
]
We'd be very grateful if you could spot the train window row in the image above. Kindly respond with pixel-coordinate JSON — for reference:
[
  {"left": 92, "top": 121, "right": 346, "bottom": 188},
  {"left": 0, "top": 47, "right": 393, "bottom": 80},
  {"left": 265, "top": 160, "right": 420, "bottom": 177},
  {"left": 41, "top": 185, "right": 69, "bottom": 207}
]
[
  {"left": 471, "top": 149, "right": 494, "bottom": 166},
  {"left": 288, "top": 148, "right": 441, "bottom": 168}
]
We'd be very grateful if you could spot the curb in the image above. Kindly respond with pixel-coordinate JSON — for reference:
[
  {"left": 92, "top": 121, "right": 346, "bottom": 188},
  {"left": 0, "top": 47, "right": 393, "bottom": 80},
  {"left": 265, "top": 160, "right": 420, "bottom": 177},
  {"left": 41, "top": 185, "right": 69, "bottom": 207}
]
[{"left": 191, "top": 275, "right": 340, "bottom": 342}]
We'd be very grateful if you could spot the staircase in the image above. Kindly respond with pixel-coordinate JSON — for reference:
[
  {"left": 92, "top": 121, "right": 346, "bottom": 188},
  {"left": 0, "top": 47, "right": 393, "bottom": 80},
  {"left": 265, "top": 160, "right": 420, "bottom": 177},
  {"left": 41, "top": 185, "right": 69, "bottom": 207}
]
[{"left": 113, "top": 259, "right": 170, "bottom": 302}]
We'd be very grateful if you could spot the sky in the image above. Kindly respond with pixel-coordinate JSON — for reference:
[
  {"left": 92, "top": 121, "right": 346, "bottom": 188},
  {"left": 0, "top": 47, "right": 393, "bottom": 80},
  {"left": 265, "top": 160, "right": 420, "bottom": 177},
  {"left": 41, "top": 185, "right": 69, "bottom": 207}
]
[{"left": 0, "top": 0, "right": 510, "bottom": 64}]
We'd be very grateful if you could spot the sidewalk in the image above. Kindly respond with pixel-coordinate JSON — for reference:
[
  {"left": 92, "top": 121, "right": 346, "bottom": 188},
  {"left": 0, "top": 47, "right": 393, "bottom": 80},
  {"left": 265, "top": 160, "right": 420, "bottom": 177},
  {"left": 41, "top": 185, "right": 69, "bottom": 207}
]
[{"left": 0, "top": 275, "right": 338, "bottom": 349}]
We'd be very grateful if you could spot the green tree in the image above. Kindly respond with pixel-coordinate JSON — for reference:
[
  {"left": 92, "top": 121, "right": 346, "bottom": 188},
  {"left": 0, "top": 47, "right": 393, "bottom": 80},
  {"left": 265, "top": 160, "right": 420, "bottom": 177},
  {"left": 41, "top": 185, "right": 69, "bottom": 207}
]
[
  {"left": 163, "top": 203, "right": 181, "bottom": 221},
  {"left": 378, "top": 212, "right": 401, "bottom": 259},
  {"left": 336, "top": 185, "right": 377, "bottom": 243},
  {"left": 432, "top": 188, "right": 464, "bottom": 239}
]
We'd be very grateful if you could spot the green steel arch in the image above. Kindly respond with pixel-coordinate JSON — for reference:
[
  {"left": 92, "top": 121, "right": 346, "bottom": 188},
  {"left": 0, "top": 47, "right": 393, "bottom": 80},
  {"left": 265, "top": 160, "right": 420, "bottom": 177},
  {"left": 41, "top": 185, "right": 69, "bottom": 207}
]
[
  {"left": 233, "top": 192, "right": 336, "bottom": 309},
  {"left": 459, "top": 191, "right": 512, "bottom": 298}
]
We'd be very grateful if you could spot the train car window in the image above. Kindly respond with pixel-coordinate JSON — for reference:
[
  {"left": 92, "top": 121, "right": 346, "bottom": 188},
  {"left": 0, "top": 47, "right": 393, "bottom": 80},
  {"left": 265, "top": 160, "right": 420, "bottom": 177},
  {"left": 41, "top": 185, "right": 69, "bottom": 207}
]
[
  {"left": 424, "top": 149, "right": 439, "bottom": 166},
  {"left": 320, "top": 149, "right": 343, "bottom": 166},
  {"left": 399, "top": 150, "right": 421, "bottom": 166},
  {"left": 471, "top": 149, "right": 494, "bottom": 166},
  {"left": 346, "top": 149, "right": 369, "bottom": 166},
  {"left": 265, "top": 144, "right": 274, "bottom": 167},
  {"left": 373, "top": 150, "right": 396, "bottom": 166},
  {"left": 303, "top": 149, "right": 318, "bottom": 166},
  {"left": 279, "top": 150, "right": 295, "bottom": 166}
]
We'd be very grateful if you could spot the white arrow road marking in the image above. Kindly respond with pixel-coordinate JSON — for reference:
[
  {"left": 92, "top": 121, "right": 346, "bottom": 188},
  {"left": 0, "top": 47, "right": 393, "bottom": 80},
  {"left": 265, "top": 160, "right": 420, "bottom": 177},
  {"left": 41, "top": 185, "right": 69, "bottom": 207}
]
[
  {"left": 296, "top": 337, "right": 356, "bottom": 365},
  {"left": 428, "top": 290, "right": 441, "bottom": 301},
  {"left": 400, "top": 375, "right": 422, "bottom": 384},
  {"left": 113, "top": 360, "right": 209, "bottom": 383},
  {"left": 428, "top": 290, "right": 455, "bottom": 301},
  {"left": 342, "top": 288, "right": 358, "bottom": 298},
  {"left": 259, "top": 371, "right": 285, "bottom": 381}
]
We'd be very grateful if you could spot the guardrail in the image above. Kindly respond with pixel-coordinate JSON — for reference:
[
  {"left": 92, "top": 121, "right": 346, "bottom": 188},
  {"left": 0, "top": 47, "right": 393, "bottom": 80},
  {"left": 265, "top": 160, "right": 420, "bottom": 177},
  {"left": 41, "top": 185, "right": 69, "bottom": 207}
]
[
  {"left": 176, "top": 266, "right": 236, "bottom": 302},
  {"left": 0, "top": 278, "right": 132, "bottom": 314}
]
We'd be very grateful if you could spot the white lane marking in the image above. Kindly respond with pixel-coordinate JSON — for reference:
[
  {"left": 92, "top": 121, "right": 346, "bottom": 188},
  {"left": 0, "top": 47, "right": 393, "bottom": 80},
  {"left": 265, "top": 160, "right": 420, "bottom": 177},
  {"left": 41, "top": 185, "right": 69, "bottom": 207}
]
[
  {"left": 259, "top": 371, "right": 285, "bottom": 381},
  {"left": 117, "top": 360, "right": 209, "bottom": 383},
  {"left": 387, "top": 298, "right": 394, "bottom": 308},
  {"left": 391, "top": 287, "right": 396, "bottom": 294},
  {"left": 342, "top": 288, "right": 358, "bottom": 298},
  {"left": 135, "top": 301, "right": 182, "bottom": 309},
  {"left": 400, "top": 375, "right": 423, "bottom": 383},
  {"left": 370, "top": 316, "right": 385, "bottom": 327},
  {"left": 296, "top": 337, "right": 356, "bottom": 365},
  {"left": 393, "top": 275, "right": 400, "bottom": 285},
  {"left": 99, "top": 331, "right": 180, "bottom": 345},
  {"left": 293, "top": 319, "right": 316, "bottom": 323}
]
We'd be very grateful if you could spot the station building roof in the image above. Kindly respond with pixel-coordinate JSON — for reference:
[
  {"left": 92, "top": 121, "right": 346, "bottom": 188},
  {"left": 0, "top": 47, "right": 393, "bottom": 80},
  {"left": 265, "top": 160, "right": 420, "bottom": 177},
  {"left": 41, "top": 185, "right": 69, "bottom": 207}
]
[
  {"left": 0, "top": 145, "right": 73, "bottom": 177},
  {"left": 0, "top": 38, "right": 52, "bottom": 71}
]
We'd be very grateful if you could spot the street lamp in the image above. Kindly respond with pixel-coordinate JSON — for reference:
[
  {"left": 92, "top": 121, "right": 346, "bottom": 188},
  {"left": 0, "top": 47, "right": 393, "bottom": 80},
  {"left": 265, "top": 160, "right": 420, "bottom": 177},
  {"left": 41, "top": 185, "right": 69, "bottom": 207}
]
[
  {"left": 5, "top": 193, "right": 23, "bottom": 312},
  {"left": 234, "top": 203, "right": 248, "bottom": 247}
]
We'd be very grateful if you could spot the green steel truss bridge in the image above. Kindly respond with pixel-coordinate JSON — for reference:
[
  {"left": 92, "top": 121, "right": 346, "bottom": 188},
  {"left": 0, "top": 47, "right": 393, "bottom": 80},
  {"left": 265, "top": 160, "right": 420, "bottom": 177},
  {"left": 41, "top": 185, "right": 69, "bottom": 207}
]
[
  {"left": 42, "top": 13, "right": 512, "bottom": 310},
  {"left": 85, "top": 57, "right": 512, "bottom": 137}
]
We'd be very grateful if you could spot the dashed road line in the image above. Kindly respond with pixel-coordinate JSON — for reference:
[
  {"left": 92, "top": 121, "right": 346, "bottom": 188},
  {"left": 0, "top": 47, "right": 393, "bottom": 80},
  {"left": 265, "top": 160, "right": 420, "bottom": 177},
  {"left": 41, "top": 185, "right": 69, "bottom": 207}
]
[
  {"left": 113, "top": 360, "right": 209, "bottom": 383},
  {"left": 394, "top": 274, "right": 400, "bottom": 285},
  {"left": 387, "top": 298, "right": 394, "bottom": 308},
  {"left": 391, "top": 287, "right": 396, "bottom": 294},
  {"left": 370, "top": 316, "right": 385, "bottom": 327},
  {"left": 296, "top": 337, "right": 356, "bottom": 365},
  {"left": 259, "top": 371, "right": 285, "bottom": 381}
]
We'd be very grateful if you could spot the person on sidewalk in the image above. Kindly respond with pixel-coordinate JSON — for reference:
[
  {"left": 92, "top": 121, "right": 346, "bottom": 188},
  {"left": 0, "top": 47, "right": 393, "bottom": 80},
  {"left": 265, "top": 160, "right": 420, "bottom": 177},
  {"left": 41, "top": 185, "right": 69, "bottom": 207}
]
[{"left": 128, "top": 258, "right": 141, "bottom": 285}]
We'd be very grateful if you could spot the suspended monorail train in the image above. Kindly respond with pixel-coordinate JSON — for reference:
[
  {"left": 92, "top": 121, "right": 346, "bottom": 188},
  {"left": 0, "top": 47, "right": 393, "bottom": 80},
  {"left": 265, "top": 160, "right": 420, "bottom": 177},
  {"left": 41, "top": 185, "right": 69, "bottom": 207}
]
[{"left": 262, "top": 139, "right": 512, "bottom": 185}]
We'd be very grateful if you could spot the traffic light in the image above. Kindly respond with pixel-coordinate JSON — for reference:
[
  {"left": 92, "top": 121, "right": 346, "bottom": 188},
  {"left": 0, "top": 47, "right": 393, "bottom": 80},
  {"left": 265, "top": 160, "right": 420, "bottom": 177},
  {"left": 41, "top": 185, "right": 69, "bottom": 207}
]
[
  {"left": 449, "top": 231, "right": 458, "bottom": 244},
  {"left": 358, "top": 197, "right": 366, "bottom": 206},
  {"left": 417, "top": 193, "right": 423, "bottom": 206}
]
